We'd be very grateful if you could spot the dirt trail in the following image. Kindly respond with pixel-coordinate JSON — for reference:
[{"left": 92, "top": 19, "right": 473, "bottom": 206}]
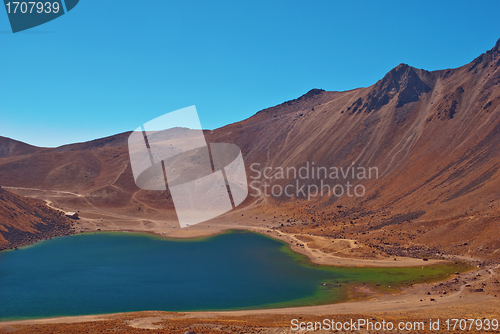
[{"left": 4, "top": 186, "right": 84, "bottom": 198}]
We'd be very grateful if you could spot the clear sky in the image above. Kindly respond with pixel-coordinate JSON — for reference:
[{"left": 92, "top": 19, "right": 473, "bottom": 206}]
[{"left": 1, "top": 1, "right": 499, "bottom": 147}]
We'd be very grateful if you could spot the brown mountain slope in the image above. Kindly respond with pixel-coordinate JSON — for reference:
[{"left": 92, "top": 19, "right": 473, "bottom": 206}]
[
  {"left": 0, "top": 39, "right": 499, "bottom": 260},
  {"left": 0, "top": 136, "right": 41, "bottom": 158},
  {"left": 0, "top": 187, "right": 73, "bottom": 250},
  {"left": 208, "top": 38, "right": 500, "bottom": 261}
]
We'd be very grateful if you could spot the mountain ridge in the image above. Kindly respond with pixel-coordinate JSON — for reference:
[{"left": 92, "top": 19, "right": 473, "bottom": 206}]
[{"left": 1, "top": 38, "right": 500, "bottom": 260}]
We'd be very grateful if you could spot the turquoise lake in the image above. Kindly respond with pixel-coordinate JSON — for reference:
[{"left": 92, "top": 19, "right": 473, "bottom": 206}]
[{"left": 0, "top": 231, "right": 463, "bottom": 320}]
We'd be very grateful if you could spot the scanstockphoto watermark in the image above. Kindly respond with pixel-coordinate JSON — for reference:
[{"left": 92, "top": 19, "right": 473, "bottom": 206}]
[{"left": 249, "top": 162, "right": 379, "bottom": 200}]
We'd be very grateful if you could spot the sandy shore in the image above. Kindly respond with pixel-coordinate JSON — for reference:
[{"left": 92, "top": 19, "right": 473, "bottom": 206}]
[
  {"left": 67, "top": 205, "right": 448, "bottom": 268},
  {"left": 2, "top": 186, "right": 459, "bottom": 267}
]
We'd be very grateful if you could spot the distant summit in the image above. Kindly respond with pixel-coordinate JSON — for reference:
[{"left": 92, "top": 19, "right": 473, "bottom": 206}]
[
  {"left": 344, "top": 63, "right": 433, "bottom": 115},
  {"left": 256, "top": 88, "right": 334, "bottom": 116},
  {"left": 468, "top": 38, "right": 500, "bottom": 74},
  {"left": 0, "top": 136, "right": 40, "bottom": 158},
  {"left": 297, "top": 88, "right": 325, "bottom": 100}
]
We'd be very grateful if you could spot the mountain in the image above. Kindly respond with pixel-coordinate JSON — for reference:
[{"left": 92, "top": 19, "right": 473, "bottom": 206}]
[
  {"left": 0, "top": 136, "right": 41, "bottom": 158},
  {"left": 204, "top": 38, "right": 500, "bottom": 260},
  {"left": 0, "top": 38, "right": 499, "bottom": 260},
  {"left": 0, "top": 186, "right": 72, "bottom": 250}
]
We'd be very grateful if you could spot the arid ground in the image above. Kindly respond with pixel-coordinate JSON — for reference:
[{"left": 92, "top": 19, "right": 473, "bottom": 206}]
[{"left": 2, "top": 39, "right": 500, "bottom": 333}]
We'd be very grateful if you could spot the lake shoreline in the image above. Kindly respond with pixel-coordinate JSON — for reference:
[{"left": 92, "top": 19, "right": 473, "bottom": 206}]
[
  {"left": 2, "top": 203, "right": 494, "bottom": 327},
  {"left": 0, "top": 230, "right": 478, "bottom": 323},
  {"left": 1, "top": 225, "right": 452, "bottom": 268},
  {"left": 67, "top": 205, "right": 457, "bottom": 268},
  {"left": 1, "top": 263, "right": 497, "bottom": 328}
]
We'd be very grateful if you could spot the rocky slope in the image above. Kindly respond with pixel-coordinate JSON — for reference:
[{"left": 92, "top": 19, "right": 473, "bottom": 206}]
[
  {"left": 1, "top": 39, "right": 500, "bottom": 260},
  {"left": 0, "top": 187, "right": 73, "bottom": 250}
]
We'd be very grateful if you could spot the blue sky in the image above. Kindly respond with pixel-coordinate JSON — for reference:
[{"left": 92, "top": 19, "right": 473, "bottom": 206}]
[{"left": 1, "top": 1, "right": 499, "bottom": 147}]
